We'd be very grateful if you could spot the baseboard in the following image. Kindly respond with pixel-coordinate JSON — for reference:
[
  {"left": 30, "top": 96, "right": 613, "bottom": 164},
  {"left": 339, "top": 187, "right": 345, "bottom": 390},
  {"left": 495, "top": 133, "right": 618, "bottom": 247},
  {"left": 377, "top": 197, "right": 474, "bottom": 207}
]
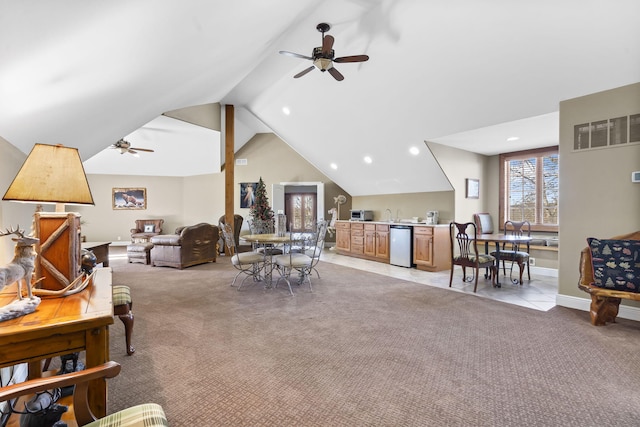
[
  {"left": 530, "top": 266, "right": 557, "bottom": 277},
  {"left": 556, "top": 294, "right": 640, "bottom": 322}
]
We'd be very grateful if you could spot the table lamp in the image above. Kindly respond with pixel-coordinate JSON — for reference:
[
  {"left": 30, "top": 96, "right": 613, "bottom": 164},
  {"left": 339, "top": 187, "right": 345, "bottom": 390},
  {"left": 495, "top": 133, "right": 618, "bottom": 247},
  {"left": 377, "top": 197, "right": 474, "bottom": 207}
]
[{"left": 3, "top": 143, "right": 94, "bottom": 290}]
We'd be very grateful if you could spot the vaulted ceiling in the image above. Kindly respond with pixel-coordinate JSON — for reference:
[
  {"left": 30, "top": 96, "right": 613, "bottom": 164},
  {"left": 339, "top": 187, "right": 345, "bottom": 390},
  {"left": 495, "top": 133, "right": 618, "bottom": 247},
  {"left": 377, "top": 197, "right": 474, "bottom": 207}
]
[{"left": 1, "top": 1, "right": 639, "bottom": 196}]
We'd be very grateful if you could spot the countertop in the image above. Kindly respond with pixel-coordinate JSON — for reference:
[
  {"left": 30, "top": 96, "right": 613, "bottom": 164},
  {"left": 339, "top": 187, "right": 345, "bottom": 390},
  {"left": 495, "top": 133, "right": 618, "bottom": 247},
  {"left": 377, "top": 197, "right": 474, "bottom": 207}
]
[{"left": 337, "top": 220, "right": 448, "bottom": 227}]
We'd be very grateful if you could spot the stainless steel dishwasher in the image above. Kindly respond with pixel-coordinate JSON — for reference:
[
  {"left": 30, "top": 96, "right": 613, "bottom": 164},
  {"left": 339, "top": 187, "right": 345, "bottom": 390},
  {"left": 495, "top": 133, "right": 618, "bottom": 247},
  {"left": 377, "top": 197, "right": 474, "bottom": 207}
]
[{"left": 389, "top": 225, "right": 413, "bottom": 267}]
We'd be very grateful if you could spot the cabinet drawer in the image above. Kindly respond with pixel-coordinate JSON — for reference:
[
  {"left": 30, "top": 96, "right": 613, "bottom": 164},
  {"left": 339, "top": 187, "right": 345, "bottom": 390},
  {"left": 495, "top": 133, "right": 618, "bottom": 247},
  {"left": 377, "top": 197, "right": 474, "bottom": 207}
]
[
  {"left": 335, "top": 222, "right": 350, "bottom": 230},
  {"left": 414, "top": 226, "right": 433, "bottom": 235},
  {"left": 350, "top": 223, "right": 364, "bottom": 230},
  {"left": 352, "top": 236, "right": 364, "bottom": 245},
  {"left": 376, "top": 224, "right": 389, "bottom": 232},
  {"left": 364, "top": 223, "right": 376, "bottom": 231},
  {"left": 351, "top": 244, "right": 364, "bottom": 254}
]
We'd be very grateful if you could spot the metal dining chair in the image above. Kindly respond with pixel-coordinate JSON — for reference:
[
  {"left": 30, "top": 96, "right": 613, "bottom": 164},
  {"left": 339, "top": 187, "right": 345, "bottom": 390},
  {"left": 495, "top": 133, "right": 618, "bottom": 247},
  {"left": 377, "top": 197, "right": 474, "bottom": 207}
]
[{"left": 221, "top": 223, "right": 266, "bottom": 290}]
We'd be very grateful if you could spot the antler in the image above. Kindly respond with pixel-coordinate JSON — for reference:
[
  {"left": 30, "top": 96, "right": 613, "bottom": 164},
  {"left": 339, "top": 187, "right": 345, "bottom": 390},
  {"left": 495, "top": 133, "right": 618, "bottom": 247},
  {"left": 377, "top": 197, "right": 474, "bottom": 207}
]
[{"left": 0, "top": 225, "right": 25, "bottom": 238}]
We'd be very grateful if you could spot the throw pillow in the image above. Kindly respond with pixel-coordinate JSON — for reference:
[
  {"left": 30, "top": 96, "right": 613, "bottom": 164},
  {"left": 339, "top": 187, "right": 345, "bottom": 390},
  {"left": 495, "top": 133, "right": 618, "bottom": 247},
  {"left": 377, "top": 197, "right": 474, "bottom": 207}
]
[
  {"left": 587, "top": 238, "right": 640, "bottom": 292},
  {"left": 144, "top": 224, "right": 155, "bottom": 233}
]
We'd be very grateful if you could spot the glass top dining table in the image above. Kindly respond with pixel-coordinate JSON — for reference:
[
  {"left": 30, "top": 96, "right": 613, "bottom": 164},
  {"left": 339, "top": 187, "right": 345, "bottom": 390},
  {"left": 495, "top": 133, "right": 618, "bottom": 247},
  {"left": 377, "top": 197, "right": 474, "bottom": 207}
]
[{"left": 241, "top": 234, "right": 292, "bottom": 286}]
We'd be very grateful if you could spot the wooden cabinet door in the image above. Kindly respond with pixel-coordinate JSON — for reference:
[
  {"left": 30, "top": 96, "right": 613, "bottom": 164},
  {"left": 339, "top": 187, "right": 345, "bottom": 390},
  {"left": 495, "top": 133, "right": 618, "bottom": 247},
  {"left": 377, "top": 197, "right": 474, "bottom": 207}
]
[
  {"left": 376, "top": 229, "right": 389, "bottom": 259},
  {"left": 413, "top": 226, "right": 434, "bottom": 266},
  {"left": 364, "top": 224, "right": 376, "bottom": 257},
  {"left": 336, "top": 222, "right": 351, "bottom": 252}
]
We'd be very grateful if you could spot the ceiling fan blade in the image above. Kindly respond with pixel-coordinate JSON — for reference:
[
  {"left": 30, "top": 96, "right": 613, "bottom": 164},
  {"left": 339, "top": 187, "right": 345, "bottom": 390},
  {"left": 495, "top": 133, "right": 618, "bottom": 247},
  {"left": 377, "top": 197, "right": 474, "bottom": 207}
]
[
  {"left": 130, "top": 147, "right": 154, "bottom": 153},
  {"left": 328, "top": 67, "right": 344, "bottom": 81},
  {"left": 322, "top": 35, "right": 334, "bottom": 56},
  {"left": 334, "top": 54, "right": 369, "bottom": 63},
  {"left": 128, "top": 149, "right": 141, "bottom": 158},
  {"left": 279, "top": 50, "right": 313, "bottom": 61},
  {"left": 294, "top": 66, "right": 315, "bottom": 78}
]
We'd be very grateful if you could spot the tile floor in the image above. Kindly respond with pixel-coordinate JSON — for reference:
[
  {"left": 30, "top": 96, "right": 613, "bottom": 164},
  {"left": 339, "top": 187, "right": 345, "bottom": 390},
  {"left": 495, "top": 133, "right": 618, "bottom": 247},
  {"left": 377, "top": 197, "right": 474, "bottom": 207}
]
[{"left": 319, "top": 249, "right": 558, "bottom": 311}]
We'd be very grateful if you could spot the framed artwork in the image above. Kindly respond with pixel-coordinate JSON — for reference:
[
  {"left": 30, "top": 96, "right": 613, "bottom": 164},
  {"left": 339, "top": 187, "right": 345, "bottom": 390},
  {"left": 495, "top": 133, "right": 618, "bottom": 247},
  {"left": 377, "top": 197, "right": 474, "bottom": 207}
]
[
  {"left": 240, "top": 182, "right": 258, "bottom": 208},
  {"left": 465, "top": 179, "right": 479, "bottom": 199},
  {"left": 113, "top": 187, "right": 147, "bottom": 210}
]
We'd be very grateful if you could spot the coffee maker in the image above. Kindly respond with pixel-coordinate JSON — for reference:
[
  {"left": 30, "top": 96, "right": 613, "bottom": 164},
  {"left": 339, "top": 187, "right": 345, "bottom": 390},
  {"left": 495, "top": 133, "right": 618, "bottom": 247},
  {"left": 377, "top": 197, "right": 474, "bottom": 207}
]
[{"left": 425, "top": 211, "right": 439, "bottom": 225}]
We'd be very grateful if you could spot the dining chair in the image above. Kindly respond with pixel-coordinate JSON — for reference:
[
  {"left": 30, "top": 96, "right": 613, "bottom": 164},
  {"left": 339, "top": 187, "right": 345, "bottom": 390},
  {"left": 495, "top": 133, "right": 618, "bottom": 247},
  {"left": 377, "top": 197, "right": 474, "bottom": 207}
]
[
  {"left": 273, "top": 220, "right": 327, "bottom": 295},
  {"left": 449, "top": 221, "right": 496, "bottom": 292},
  {"left": 472, "top": 212, "right": 494, "bottom": 235},
  {"left": 491, "top": 220, "right": 531, "bottom": 284},
  {"left": 221, "top": 223, "right": 266, "bottom": 290}
]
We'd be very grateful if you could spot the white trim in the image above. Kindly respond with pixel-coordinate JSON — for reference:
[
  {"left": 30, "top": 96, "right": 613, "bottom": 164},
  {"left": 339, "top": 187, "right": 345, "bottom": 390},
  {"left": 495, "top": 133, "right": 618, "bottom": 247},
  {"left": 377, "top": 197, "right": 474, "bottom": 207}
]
[
  {"left": 556, "top": 294, "right": 640, "bottom": 322},
  {"left": 530, "top": 266, "right": 557, "bottom": 277}
]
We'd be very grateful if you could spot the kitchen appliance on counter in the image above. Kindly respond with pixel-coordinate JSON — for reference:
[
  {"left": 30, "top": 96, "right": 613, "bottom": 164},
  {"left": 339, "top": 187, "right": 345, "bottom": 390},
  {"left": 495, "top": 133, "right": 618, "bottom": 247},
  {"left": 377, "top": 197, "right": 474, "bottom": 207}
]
[
  {"left": 425, "top": 211, "right": 439, "bottom": 225},
  {"left": 350, "top": 209, "right": 374, "bottom": 221},
  {"left": 390, "top": 225, "right": 413, "bottom": 267}
]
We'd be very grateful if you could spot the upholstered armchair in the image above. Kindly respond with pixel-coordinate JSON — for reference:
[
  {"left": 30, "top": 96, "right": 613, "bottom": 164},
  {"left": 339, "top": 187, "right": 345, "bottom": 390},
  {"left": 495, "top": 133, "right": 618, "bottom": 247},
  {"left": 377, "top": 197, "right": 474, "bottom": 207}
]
[
  {"left": 130, "top": 218, "right": 164, "bottom": 242},
  {"left": 150, "top": 222, "right": 218, "bottom": 269}
]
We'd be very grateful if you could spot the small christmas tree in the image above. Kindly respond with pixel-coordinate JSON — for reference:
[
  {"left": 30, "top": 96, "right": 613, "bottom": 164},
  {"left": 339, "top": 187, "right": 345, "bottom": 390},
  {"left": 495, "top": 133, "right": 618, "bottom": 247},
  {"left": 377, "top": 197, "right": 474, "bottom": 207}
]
[{"left": 249, "top": 177, "right": 273, "bottom": 223}]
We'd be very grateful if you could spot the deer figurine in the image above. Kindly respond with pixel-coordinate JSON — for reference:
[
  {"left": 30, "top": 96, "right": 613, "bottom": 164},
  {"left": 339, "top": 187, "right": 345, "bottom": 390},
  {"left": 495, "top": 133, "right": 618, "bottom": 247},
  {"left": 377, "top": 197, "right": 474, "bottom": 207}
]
[{"left": 0, "top": 226, "right": 41, "bottom": 321}]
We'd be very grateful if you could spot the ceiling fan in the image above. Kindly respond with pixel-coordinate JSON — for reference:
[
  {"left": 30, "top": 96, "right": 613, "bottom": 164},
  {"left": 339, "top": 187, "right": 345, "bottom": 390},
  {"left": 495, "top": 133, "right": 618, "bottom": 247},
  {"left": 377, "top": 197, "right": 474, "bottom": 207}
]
[
  {"left": 110, "top": 139, "right": 154, "bottom": 157},
  {"left": 279, "top": 22, "right": 369, "bottom": 81}
]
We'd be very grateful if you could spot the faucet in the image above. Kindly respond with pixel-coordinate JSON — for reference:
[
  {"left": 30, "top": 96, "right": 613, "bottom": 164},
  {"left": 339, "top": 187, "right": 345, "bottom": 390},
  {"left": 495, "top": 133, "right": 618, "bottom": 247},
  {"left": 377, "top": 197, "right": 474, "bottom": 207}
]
[{"left": 385, "top": 208, "right": 392, "bottom": 222}]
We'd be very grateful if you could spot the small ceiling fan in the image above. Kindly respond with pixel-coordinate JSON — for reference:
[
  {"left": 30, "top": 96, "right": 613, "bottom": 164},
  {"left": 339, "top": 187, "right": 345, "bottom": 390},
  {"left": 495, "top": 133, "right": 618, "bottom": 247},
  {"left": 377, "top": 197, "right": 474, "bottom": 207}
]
[
  {"left": 110, "top": 139, "right": 154, "bottom": 157},
  {"left": 279, "top": 22, "right": 369, "bottom": 81}
]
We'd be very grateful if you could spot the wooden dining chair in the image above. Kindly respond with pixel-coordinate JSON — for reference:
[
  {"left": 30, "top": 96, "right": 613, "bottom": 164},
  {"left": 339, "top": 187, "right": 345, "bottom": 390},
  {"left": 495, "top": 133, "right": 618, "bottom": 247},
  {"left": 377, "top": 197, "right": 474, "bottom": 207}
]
[
  {"left": 491, "top": 220, "right": 531, "bottom": 284},
  {"left": 449, "top": 221, "right": 496, "bottom": 292}
]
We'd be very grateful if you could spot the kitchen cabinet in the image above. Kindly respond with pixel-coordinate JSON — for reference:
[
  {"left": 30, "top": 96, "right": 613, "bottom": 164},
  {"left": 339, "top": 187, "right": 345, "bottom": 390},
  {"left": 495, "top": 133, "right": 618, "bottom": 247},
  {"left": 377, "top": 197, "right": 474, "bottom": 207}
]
[
  {"left": 364, "top": 223, "right": 389, "bottom": 260},
  {"left": 335, "top": 221, "right": 351, "bottom": 252},
  {"left": 413, "top": 226, "right": 451, "bottom": 272},
  {"left": 350, "top": 222, "right": 364, "bottom": 255}
]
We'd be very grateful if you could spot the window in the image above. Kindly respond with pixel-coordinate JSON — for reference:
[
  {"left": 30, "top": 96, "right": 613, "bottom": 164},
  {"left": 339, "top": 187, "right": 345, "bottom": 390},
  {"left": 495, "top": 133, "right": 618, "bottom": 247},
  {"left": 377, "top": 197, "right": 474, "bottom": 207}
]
[
  {"left": 499, "top": 146, "right": 559, "bottom": 232},
  {"left": 285, "top": 193, "right": 316, "bottom": 232}
]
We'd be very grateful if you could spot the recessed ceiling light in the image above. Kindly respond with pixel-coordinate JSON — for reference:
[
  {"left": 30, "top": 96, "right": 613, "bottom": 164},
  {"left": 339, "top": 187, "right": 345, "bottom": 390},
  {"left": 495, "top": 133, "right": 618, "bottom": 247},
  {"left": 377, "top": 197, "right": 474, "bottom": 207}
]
[
  {"left": 409, "top": 146, "right": 420, "bottom": 155},
  {"left": 330, "top": 163, "right": 338, "bottom": 170},
  {"left": 506, "top": 136, "right": 519, "bottom": 142},
  {"left": 282, "top": 106, "right": 290, "bottom": 115},
  {"left": 364, "top": 156, "right": 372, "bottom": 164}
]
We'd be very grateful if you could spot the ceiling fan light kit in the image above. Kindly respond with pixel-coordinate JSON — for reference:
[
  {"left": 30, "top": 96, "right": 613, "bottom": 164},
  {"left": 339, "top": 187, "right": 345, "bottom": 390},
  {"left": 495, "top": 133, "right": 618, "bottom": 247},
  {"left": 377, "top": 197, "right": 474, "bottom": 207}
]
[
  {"left": 279, "top": 22, "right": 368, "bottom": 81},
  {"left": 110, "top": 139, "right": 154, "bottom": 156}
]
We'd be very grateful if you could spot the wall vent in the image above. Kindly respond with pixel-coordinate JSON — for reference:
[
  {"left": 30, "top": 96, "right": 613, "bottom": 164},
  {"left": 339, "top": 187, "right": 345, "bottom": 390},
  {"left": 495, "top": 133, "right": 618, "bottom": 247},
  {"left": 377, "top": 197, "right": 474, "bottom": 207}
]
[{"left": 236, "top": 159, "right": 248, "bottom": 166}]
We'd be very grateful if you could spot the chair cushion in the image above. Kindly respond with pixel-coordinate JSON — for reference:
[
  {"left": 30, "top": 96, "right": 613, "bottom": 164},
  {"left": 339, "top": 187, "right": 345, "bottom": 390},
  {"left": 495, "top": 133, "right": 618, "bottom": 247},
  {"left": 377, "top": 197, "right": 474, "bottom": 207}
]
[
  {"left": 275, "top": 253, "right": 312, "bottom": 268},
  {"left": 587, "top": 238, "right": 640, "bottom": 291},
  {"left": 490, "top": 250, "right": 529, "bottom": 261},
  {"left": 85, "top": 403, "right": 168, "bottom": 427},
  {"left": 112, "top": 285, "right": 132, "bottom": 306},
  {"left": 454, "top": 254, "right": 495, "bottom": 264},
  {"left": 150, "top": 234, "right": 180, "bottom": 245},
  {"left": 232, "top": 252, "right": 265, "bottom": 266}
]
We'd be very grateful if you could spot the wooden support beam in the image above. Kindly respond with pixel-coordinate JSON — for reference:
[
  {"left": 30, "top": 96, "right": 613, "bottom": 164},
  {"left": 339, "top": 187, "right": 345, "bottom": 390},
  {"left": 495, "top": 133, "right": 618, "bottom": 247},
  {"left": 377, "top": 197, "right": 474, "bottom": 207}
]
[{"left": 225, "top": 105, "right": 235, "bottom": 231}]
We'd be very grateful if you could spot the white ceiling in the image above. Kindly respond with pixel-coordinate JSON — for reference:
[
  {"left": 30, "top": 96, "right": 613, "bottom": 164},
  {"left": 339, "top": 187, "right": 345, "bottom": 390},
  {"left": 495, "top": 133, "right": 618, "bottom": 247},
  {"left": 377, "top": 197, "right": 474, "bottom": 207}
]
[{"left": 1, "top": 1, "right": 639, "bottom": 195}]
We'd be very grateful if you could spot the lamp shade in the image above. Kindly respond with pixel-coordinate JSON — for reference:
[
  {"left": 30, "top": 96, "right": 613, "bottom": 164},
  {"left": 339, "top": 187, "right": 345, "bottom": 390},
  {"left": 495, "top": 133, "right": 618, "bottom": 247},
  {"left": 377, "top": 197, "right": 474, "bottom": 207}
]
[{"left": 2, "top": 143, "right": 94, "bottom": 206}]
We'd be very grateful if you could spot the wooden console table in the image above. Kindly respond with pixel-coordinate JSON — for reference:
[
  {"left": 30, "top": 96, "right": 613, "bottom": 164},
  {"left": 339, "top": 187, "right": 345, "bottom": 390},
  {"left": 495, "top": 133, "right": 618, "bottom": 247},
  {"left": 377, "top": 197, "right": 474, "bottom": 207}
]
[
  {"left": 82, "top": 241, "right": 112, "bottom": 267},
  {"left": 0, "top": 268, "right": 114, "bottom": 418}
]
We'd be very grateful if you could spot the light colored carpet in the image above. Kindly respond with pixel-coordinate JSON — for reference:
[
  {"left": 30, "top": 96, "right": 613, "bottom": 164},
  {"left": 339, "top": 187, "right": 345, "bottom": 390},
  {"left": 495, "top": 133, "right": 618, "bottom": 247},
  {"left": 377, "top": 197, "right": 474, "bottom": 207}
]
[{"left": 105, "top": 254, "right": 640, "bottom": 426}]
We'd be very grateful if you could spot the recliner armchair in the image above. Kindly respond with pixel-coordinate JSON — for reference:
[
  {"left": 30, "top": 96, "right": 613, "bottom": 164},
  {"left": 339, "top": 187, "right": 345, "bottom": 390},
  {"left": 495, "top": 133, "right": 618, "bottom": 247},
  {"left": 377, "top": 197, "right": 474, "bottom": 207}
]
[
  {"left": 130, "top": 219, "right": 164, "bottom": 242},
  {"left": 150, "top": 223, "right": 218, "bottom": 269}
]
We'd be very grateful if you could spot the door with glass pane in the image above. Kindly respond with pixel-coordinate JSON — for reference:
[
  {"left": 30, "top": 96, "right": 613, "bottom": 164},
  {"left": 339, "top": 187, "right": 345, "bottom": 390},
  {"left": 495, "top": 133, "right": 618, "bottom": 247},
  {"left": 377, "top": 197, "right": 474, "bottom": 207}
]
[{"left": 285, "top": 193, "right": 316, "bottom": 232}]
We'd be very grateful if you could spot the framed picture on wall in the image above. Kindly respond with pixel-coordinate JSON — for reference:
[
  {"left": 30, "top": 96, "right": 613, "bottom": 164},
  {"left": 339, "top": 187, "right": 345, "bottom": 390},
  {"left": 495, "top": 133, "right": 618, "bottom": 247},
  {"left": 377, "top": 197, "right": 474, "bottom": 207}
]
[
  {"left": 113, "top": 187, "right": 147, "bottom": 210},
  {"left": 465, "top": 179, "right": 479, "bottom": 199},
  {"left": 240, "top": 182, "right": 258, "bottom": 208}
]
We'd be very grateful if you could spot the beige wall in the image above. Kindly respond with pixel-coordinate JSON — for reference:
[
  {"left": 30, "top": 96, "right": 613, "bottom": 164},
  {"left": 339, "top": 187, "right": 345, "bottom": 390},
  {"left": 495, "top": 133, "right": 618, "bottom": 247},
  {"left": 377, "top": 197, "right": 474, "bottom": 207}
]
[
  {"left": 70, "top": 133, "right": 349, "bottom": 243},
  {"left": 558, "top": 82, "right": 640, "bottom": 307},
  {"left": 0, "top": 137, "right": 50, "bottom": 261},
  {"left": 353, "top": 192, "right": 453, "bottom": 223}
]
